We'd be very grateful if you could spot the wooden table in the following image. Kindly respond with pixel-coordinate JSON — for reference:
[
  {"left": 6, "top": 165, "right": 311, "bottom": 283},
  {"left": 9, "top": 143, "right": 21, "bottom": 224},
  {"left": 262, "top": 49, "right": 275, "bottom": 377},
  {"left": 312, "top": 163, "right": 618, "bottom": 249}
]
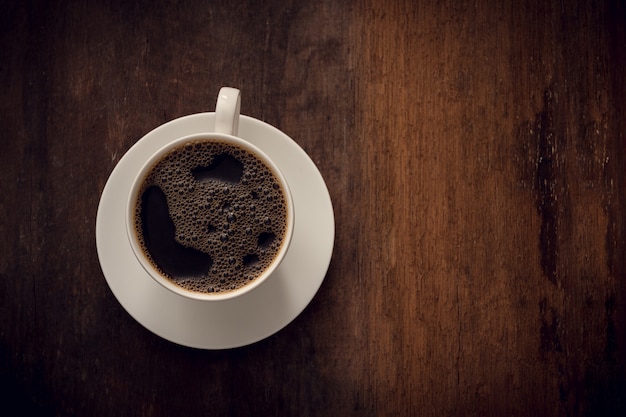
[{"left": 2, "top": 0, "right": 624, "bottom": 415}]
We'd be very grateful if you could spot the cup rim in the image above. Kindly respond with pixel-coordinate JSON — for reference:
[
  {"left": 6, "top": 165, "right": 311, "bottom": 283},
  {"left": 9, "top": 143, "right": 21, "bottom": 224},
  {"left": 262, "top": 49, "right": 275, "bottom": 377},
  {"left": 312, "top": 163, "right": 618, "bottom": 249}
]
[{"left": 125, "top": 132, "right": 295, "bottom": 302}]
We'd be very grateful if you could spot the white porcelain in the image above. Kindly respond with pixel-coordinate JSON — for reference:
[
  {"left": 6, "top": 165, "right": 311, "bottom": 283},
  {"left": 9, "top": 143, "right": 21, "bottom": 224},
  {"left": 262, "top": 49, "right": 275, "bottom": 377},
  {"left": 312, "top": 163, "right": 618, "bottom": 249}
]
[
  {"left": 126, "top": 130, "right": 295, "bottom": 302},
  {"left": 96, "top": 113, "right": 334, "bottom": 349}
]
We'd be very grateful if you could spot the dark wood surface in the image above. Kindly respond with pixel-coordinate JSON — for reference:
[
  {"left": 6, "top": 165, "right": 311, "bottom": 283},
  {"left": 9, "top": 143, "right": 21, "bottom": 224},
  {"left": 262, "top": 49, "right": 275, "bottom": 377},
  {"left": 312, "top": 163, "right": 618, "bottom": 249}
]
[{"left": 2, "top": 0, "right": 625, "bottom": 415}]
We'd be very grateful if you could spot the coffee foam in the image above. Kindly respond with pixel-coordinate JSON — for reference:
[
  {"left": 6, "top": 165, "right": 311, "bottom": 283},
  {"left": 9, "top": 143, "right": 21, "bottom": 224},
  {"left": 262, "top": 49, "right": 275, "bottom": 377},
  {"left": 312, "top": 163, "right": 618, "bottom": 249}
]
[{"left": 133, "top": 140, "right": 288, "bottom": 294}]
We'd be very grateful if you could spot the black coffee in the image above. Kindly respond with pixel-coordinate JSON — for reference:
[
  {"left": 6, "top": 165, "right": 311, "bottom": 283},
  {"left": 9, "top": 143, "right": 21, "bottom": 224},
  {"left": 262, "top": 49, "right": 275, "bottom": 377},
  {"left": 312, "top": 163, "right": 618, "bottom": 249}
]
[{"left": 133, "top": 140, "right": 288, "bottom": 294}]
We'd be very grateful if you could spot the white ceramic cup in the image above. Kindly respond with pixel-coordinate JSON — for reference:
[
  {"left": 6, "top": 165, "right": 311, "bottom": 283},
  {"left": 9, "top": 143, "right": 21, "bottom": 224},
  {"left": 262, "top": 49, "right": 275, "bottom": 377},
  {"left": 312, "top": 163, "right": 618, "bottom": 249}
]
[{"left": 126, "top": 87, "right": 294, "bottom": 301}]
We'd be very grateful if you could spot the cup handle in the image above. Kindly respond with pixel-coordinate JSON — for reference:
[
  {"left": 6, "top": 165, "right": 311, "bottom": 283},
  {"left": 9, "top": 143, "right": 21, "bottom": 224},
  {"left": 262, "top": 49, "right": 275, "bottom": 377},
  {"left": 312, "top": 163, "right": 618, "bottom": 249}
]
[{"left": 214, "top": 87, "right": 241, "bottom": 136}]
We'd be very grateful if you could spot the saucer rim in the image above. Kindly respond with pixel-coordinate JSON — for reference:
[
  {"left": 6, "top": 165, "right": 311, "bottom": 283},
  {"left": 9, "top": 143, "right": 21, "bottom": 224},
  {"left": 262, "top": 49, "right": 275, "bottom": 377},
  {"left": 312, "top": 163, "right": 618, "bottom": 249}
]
[{"left": 96, "top": 113, "right": 335, "bottom": 349}]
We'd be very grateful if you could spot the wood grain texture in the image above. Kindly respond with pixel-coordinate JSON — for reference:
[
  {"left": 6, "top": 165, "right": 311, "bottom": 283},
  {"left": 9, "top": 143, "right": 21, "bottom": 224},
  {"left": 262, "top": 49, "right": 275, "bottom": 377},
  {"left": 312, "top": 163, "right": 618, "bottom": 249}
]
[{"left": 1, "top": 0, "right": 624, "bottom": 416}]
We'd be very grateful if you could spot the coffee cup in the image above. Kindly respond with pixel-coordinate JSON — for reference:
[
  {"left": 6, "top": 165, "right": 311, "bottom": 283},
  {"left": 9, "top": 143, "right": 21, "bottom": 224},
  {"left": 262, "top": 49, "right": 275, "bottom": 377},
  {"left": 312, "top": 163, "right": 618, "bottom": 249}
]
[{"left": 126, "top": 87, "right": 294, "bottom": 301}]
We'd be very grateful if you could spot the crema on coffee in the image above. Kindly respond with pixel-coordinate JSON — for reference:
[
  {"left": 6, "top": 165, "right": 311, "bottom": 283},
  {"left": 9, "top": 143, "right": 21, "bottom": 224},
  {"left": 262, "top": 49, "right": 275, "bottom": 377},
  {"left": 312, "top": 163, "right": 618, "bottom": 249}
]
[{"left": 132, "top": 139, "right": 289, "bottom": 294}]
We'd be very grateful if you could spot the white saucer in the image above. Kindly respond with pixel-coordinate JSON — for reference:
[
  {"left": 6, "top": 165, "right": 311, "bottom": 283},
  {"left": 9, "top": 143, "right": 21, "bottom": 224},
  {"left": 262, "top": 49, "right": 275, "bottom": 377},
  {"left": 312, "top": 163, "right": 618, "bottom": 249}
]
[{"left": 96, "top": 114, "right": 335, "bottom": 349}]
